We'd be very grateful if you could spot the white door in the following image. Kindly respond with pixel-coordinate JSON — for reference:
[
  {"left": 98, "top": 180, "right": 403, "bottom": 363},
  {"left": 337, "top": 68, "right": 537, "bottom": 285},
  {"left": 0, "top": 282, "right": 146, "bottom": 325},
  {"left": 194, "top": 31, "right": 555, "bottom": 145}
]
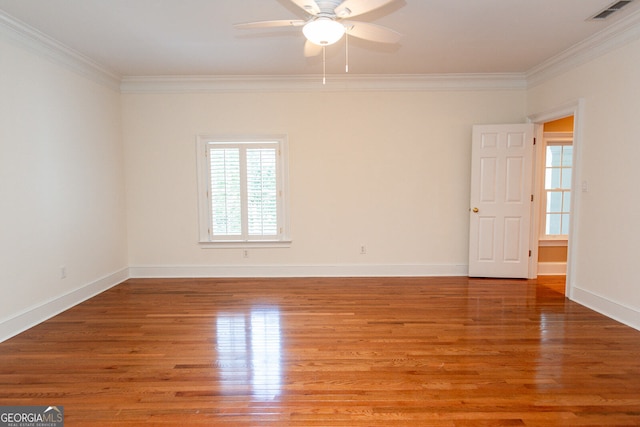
[{"left": 468, "top": 124, "right": 535, "bottom": 278}]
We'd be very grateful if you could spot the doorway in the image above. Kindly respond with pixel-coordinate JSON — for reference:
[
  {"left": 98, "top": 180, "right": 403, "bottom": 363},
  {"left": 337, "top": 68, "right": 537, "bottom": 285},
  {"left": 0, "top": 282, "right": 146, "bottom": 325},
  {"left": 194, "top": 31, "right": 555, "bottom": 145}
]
[
  {"left": 536, "top": 117, "right": 573, "bottom": 285},
  {"left": 528, "top": 100, "right": 583, "bottom": 299}
]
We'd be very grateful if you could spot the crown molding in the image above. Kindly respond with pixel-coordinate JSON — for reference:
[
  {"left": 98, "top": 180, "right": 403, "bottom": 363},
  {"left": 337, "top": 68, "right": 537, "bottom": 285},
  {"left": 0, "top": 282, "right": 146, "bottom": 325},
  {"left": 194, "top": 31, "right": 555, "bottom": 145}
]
[
  {"left": 0, "top": 10, "right": 121, "bottom": 91},
  {"left": 120, "top": 73, "right": 527, "bottom": 94},
  {"left": 527, "top": 7, "right": 640, "bottom": 88}
]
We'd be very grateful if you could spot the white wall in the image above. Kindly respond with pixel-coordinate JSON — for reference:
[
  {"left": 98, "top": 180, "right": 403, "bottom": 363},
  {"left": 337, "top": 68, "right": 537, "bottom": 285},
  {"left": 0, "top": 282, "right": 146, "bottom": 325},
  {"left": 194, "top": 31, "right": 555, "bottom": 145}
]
[
  {"left": 123, "top": 89, "right": 526, "bottom": 277},
  {"left": 0, "top": 36, "right": 128, "bottom": 340},
  {"left": 527, "top": 37, "right": 640, "bottom": 329}
]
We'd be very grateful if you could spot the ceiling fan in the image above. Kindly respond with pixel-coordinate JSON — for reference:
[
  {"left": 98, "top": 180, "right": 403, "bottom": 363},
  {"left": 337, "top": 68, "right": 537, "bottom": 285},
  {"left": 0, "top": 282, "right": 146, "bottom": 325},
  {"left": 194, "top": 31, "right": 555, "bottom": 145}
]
[{"left": 234, "top": 0, "right": 402, "bottom": 58}]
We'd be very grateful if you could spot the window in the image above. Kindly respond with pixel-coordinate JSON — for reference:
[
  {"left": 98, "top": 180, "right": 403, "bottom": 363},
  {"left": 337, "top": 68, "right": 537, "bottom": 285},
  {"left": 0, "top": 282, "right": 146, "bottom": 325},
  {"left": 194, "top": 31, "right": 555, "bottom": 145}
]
[
  {"left": 197, "top": 136, "right": 290, "bottom": 245},
  {"left": 541, "top": 135, "right": 572, "bottom": 239}
]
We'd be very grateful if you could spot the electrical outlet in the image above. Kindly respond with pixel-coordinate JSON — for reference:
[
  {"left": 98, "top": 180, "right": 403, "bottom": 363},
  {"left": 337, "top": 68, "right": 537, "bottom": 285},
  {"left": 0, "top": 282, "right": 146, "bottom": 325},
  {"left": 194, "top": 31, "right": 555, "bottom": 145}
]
[
  {"left": 360, "top": 245, "right": 367, "bottom": 255},
  {"left": 60, "top": 266, "right": 67, "bottom": 279},
  {"left": 243, "top": 249, "right": 249, "bottom": 259}
]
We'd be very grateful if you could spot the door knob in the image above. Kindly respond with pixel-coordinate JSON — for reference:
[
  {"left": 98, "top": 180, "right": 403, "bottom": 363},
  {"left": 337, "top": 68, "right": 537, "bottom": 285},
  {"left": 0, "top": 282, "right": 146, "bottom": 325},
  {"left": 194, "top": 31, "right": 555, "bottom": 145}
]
[{"left": 472, "top": 207, "right": 479, "bottom": 213}]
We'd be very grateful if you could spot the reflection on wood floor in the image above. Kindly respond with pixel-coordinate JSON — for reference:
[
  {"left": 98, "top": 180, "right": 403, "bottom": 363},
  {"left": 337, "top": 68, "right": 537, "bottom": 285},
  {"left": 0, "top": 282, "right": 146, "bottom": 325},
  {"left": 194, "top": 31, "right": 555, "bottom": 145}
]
[{"left": 1, "top": 276, "right": 639, "bottom": 426}]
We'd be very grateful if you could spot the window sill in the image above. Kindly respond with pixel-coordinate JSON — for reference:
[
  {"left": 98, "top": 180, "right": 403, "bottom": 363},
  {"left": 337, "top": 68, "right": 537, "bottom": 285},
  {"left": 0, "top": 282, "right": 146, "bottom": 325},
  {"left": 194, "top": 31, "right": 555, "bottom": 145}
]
[
  {"left": 199, "top": 240, "right": 292, "bottom": 249},
  {"left": 538, "top": 239, "right": 568, "bottom": 247}
]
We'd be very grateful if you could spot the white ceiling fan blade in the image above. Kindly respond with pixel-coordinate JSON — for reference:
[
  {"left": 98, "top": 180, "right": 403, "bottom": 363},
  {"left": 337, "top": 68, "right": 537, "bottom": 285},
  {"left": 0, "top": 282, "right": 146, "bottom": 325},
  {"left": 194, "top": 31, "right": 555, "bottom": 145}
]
[
  {"left": 289, "top": 0, "right": 321, "bottom": 15},
  {"left": 304, "top": 40, "right": 323, "bottom": 57},
  {"left": 234, "top": 19, "right": 306, "bottom": 29},
  {"left": 343, "top": 21, "right": 401, "bottom": 43},
  {"left": 334, "top": 0, "right": 395, "bottom": 18}
]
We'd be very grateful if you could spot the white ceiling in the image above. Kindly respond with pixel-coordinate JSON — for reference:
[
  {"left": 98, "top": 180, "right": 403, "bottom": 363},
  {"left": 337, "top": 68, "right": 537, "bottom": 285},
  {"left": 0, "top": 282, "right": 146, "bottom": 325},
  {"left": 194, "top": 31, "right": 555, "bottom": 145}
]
[{"left": 0, "top": 0, "right": 639, "bottom": 78}]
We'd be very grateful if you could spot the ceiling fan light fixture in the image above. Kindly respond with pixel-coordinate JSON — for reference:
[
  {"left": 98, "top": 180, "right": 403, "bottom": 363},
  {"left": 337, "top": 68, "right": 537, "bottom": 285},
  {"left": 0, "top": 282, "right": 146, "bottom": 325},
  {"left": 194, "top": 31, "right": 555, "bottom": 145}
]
[{"left": 303, "top": 18, "right": 345, "bottom": 46}]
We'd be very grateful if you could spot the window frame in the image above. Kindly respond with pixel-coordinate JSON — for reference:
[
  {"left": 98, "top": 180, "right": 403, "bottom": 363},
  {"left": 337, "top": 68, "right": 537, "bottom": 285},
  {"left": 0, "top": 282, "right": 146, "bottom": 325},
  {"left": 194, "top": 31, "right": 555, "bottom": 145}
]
[
  {"left": 196, "top": 135, "right": 291, "bottom": 248},
  {"left": 539, "top": 132, "right": 573, "bottom": 243}
]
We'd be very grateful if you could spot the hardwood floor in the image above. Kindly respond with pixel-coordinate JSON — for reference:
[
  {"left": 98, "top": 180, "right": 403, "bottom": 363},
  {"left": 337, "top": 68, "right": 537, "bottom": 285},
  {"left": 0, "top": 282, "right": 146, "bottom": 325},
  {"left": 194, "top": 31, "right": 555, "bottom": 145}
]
[{"left": 1, "top": 276, "right": 639, "bottom": 426}]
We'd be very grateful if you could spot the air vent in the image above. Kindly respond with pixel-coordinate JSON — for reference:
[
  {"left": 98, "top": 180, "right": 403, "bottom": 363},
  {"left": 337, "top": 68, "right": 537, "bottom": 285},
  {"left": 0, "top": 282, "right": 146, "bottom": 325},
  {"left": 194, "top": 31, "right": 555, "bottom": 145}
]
[{"left": 590, "top": 0, "right": 634, "bottom": 20}]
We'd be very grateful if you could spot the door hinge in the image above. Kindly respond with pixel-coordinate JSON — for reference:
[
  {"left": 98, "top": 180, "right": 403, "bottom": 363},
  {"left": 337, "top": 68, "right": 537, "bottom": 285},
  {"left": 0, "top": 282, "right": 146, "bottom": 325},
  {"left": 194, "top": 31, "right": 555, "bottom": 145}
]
[
  {"left": 533, "top": 137, "right": 536, "bottom": 145},
  {"left": 531, "top": 194, "right": 534, "bottom": 202},
  {"left": 529, "top": 250, "right": 532, "bottom": 257}
]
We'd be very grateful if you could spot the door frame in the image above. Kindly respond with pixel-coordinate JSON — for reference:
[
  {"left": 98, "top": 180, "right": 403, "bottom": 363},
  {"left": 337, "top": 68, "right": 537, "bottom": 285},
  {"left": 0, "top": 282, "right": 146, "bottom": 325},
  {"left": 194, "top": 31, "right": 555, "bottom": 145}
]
[{"left": 527, "top": 99, "right": 585, "bottom": 299}]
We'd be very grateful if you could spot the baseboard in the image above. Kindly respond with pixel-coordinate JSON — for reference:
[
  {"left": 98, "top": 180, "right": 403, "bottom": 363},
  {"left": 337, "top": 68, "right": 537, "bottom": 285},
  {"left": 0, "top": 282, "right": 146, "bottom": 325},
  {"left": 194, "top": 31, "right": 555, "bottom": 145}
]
[
  {"left": 0, "top": 267, "right": 130, "bottom": 343},
  {"left": 537, "top": 262, "right": 567, "bottom": 275},
  {"left": 571, "top": 286, "right": 640, "bottom": 331},
  {"left": 128, "top": 264, "right": 469, "bottom": 278}
]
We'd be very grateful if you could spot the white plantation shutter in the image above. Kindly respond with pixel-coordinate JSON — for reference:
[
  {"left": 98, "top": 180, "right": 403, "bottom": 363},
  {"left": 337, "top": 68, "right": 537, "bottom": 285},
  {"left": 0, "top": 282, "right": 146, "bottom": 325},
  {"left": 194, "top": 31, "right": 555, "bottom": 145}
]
[
  {"left": 200, "top": 138, "right": 287, "bottom": 243},
  {"left": 210, "top": 148, "right": 242, "bottom": 236},
  {"left": 246, "top": 148, "right": 278, "bottom": 236}
]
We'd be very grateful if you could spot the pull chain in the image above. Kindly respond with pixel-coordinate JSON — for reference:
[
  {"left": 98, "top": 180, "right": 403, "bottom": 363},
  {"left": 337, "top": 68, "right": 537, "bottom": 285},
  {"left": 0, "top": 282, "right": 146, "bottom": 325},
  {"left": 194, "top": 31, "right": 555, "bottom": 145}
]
[
  {"left": 345, "top": 32, "right": 349, "bottom": 73},
  {"left": 323, "top": 46, "right": 326, "bottom": 85}
]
